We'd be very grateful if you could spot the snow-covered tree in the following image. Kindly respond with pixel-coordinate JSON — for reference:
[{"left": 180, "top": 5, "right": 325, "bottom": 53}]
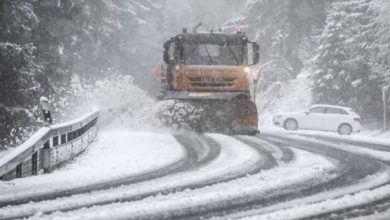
[
  {"left": 313, "top": 0, "right": 383, "bottom": 119},
  {"left": 373, "top": 0, "right": 390, "bottom": 86},
  {"left": 372, "top": 0, "right": 390, "bottom": 125},
  {"left": 0, "top": 0, "right": 162, "bottom": 147},
  {"left": 32, "top": 0, "right": 162, "bottom": 90},
  {"left": 0, "top": 1, "right": 43, "bottom": 148},
  {"left": 0, "top": 42, "right": 43, "bottom": 148},
  {"left": 245, "top": 0, "right": 326, "bottom": 83}
]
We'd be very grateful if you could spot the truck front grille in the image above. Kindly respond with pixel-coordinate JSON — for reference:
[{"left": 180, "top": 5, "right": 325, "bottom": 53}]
[{"left": 188, "top": 77, "right": 236, "bottom": 88}]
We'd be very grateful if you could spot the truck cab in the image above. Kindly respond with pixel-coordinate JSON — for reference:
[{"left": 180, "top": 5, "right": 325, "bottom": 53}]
[
  {"left": 155, "top": 29, "right": 260, "bottom": 135},
  {"left": 157, "top": 30, "right": 260, "bottom": 100}
]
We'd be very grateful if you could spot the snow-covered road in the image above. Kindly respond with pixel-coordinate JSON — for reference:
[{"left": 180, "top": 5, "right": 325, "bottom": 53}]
[{"left": 1, "top": 128, "right": 390, "bottom": 220}]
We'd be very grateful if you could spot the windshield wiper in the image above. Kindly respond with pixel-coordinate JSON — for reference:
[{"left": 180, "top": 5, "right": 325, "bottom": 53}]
[
  {"left": 203, "top": 45, "right": 214, "bottom": 65},
  {"left": 226, "top": 44, "right": 239, "bottom": 65}
]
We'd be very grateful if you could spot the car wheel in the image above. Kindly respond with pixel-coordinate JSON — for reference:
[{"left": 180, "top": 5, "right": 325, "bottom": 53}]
[
  {"left": 338, "top": 123, "right": 352, "bottom": 135},
  {"left": 284, "top": 118, "right": 298, "bottom": 131}
]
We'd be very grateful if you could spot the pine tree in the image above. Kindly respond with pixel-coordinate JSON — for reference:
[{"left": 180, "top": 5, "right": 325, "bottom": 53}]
[
  {"left": 373, "top": 0, "right": 390, "bottom": 125},
  {"left": 0, "top": 43, "right": 43, "bottom": 148},
  {"left": 0, "top": 0, "right": 162, "bottom": 147},
  {"left": 0, "top": 1, "right": 43, "bottom": 148},
  {"left": 313, "top": 0, "right": 383, "bottom": 118},
  {"left": 245, "top": 0, "right": 326, "bottom": 83}
]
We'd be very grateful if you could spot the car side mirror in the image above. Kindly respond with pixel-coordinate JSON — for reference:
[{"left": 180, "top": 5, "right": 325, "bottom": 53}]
[{"left": 304, "top": 111, "right": 310, "bottom": 115}]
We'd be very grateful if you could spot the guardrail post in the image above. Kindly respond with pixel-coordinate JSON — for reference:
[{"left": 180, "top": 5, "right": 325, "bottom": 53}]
[
  {"left": 0, "top": 109, "right": 99, "bottom": 181},
  {"left": 16, "top": 163, "right": 22, "bottom": 178},
  {"left": 42, "top": 141, "right": 52, "bottom": 173},
  {"left": 40, "top": 96, "right": 52, "bottom": 125},
  {"left": 32, "top": 151, "right": 38, "bottom": 175}
]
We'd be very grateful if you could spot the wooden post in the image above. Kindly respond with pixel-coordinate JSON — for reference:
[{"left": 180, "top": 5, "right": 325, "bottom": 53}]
[
  {"left": 40, "top": 96, "right": 52, "bottom": 125},
  {"left": 40, "top": 96, "right": 53, "bottom": 174},
  {"left": 383, "top": 87, "right": 387, "bottom": 131}
]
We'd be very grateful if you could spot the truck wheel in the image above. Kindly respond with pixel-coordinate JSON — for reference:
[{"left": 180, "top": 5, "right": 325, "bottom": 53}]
[
  {"left": 284, "top": 119, "right": 298, "bottom": 131},
  {"left": 338, "top": 124, "right": 352, "bottom": 135}
]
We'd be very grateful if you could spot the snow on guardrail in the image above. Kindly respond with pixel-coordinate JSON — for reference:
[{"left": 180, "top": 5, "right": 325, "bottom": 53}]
[{"left": 0, "top": 109, "right": 99, "bottom": 181}]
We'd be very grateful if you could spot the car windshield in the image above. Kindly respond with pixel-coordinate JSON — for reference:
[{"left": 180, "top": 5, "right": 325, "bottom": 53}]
[{"left": 182, "top": 43, "right": 243, "bottom": 65}]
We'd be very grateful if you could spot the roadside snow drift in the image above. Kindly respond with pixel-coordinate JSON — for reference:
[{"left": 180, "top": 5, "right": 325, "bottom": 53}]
[{"left": 0, "top": 130, "right": 185, "bottom": 201}]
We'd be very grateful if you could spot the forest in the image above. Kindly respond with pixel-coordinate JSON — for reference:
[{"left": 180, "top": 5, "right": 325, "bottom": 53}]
[{"left": 0, "top": 0, "right": 389, "bottom": 148}]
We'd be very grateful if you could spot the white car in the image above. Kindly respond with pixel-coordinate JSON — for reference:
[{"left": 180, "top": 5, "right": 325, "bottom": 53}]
[{"left": 273, "top": 104, "right": 362, "bottom": 135}]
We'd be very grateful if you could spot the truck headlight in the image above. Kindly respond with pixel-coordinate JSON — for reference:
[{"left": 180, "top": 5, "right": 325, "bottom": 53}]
[
  {"left": 244, "top": 67, "right": 250, "bottom": 74},
  {"left": 175, "top": 65, "right": 180, "bottom": 71}
]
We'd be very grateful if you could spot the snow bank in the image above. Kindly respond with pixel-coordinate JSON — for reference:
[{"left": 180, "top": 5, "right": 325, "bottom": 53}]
[
  {"left": 360, "top": 129, "right": 390, "bottom": 140},
  {"left": 261, "top": 126, "right": 390, "bottom": 148},
  {"left": 0, "top": 130, "right": 185, "bottom": 201}
]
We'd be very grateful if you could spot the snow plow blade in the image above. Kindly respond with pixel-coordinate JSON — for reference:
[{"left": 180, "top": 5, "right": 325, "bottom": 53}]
[{"left": 157, "top": 98, "right": 258, "bottom": 135}]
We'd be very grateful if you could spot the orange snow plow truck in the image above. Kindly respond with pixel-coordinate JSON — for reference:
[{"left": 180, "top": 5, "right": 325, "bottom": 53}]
[{"left": 155, "top": 28, "right": 260, "bottom": 135}]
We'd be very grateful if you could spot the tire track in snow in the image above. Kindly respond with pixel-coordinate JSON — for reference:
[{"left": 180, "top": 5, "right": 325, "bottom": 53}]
[
  {"left": 284, "top": 135, "right": 390, "bottom": 220},
  {"left": 0, "top": 134, "right": 272, "bottom": 220},
  {"left": 0, "top": 134, "right": 275, "bottom": 220},
  {"left": 0, "top": 133, "right": 215, "bottom": 208},
  {"left": 237, "top": 135, "right": 294, "bottom": 163},
  {"left": 5, "top": 132, "right": 385, "bottom": 220},
  {"left": 229, "top": 132, "right": 390, "bottom": 220},
  {"left": 25, "top": 135, "right": 337, "bottom": 220},
  {"left": 283, "top": 134, "right": 390, "bottom": 220},
  {"left": 0, "top": 134, "right": 220, "bottom": 219},
  {"left": 292, "top": 131, "right": 390, "bottom": 153},
  {"left": 175, "top": 135, "right": 357, "bottom": 220}
]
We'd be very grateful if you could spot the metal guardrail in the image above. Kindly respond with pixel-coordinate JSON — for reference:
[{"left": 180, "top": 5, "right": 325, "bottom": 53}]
[{"left": 0, "top": 109, "right": 99, "bottom": 180}]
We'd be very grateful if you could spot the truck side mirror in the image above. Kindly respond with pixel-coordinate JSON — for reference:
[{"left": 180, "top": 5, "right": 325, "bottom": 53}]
[
  {"left": 253, "top": 43, "right": 260, "bottom": 65},
  {"left": 163, "top": 41, "right": 170, "bottom": 64},
  {"left": 247, "top": 42, "right": 260, "bottom": 65},
  {"left": 163, "top": 41, "right": 177, "bottom": 64}
]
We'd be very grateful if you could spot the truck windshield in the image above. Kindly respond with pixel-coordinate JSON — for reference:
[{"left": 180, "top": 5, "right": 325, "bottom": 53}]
[{"left": 182, "top": 43, "right": 243, "bottom": 65}]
